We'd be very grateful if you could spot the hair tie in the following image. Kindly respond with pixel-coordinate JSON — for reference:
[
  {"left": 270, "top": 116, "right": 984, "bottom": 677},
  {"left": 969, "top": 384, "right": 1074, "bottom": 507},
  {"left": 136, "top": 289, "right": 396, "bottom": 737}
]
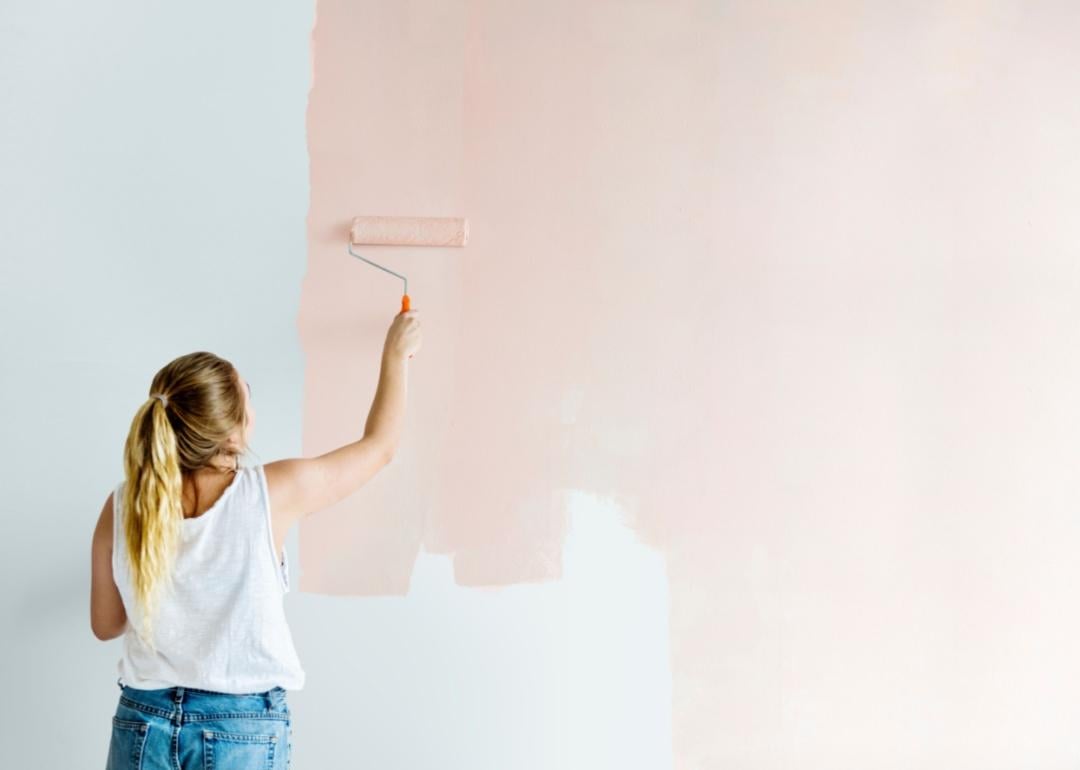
[{"left": 150, "top": 393, "right": 169, "bottom": 408}]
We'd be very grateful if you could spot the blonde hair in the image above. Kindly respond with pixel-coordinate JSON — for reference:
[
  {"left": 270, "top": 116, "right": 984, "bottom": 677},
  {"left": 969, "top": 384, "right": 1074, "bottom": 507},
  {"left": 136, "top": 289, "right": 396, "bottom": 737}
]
[{"left": 120, "top": 351, "right": 250, "bottom": 650}]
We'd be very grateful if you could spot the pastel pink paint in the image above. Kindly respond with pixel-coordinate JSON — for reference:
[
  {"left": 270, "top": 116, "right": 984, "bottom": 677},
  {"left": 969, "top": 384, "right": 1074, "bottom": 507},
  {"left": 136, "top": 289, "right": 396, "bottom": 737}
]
[{"left": 300, "top": 0, "right": 1080, "bottom": 765}]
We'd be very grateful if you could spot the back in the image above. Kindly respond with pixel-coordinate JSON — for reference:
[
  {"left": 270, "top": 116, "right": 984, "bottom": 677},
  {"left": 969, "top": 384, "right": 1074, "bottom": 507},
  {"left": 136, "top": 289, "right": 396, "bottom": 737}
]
[{"left": 112, "top": 463, "right": 306, "bottom": 693}]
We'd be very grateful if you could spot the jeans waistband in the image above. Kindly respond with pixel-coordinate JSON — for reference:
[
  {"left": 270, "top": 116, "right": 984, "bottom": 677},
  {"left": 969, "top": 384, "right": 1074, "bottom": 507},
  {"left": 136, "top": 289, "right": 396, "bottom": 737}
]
[{"left": 115, "top": 677, "right": 288, "bottom": 721}]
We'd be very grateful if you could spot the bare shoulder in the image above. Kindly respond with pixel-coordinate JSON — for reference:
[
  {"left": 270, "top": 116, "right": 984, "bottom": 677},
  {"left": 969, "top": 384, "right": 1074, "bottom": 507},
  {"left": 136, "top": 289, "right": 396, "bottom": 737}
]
[
  {"left": 263, "top": 460, "right": 300, "bottom": 518},
  {"left": 93, "top": 491, "right": 115, "bottom": 545}
]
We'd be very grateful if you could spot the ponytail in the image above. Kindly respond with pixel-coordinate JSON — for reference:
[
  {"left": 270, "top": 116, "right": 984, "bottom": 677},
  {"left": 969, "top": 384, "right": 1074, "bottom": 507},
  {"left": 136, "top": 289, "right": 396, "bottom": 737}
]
[{"left": 120, "top": 393, "right": 183, "bottom": 652}]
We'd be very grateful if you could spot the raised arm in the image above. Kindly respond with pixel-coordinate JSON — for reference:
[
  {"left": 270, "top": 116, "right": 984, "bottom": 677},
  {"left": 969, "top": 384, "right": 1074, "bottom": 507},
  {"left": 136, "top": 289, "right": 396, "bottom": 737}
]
[{"left": 264, "top": 310, "right": 422, "bottom": 529}]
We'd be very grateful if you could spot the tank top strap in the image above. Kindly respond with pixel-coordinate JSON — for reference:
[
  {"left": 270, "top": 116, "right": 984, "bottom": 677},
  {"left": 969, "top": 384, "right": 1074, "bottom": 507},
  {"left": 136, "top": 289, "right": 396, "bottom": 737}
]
[{"left": 111, "top": 480, "right": 125, "bottom": 574}]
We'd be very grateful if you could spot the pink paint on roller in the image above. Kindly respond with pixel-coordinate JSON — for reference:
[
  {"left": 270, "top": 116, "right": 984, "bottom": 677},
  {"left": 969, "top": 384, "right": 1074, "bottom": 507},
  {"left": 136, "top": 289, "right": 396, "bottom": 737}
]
[{"left": 351, "top": 216, "right": 469, "bottom": 246}]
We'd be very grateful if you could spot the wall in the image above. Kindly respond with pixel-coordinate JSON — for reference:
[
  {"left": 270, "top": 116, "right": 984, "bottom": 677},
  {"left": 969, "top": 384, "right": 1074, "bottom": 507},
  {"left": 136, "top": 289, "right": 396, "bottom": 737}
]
[
  {"left": 4, "top": 1, "right": 1080, "bottom": 768},
  {"left": 301, "top": 1, "right": 1080, "bottom": 767}
]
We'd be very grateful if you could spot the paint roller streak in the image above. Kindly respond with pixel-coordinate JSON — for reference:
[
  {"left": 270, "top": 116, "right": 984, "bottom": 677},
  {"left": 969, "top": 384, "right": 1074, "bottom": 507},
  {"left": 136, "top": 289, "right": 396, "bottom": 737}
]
[{"left": 299, "top": 0, "right": 474, "bottom": 599}]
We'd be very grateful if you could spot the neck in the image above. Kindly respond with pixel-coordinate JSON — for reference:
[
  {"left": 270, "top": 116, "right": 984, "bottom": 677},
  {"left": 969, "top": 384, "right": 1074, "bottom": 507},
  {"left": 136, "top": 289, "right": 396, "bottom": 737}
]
[{"left": 192, "top": 456, "right": 239, "bottom": 474}]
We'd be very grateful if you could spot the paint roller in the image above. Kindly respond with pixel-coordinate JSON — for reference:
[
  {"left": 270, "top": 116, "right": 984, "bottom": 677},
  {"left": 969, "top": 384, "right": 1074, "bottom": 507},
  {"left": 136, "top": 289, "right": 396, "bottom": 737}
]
[{"left": 347, "top": 215, "right": 469, "bottom": 315}]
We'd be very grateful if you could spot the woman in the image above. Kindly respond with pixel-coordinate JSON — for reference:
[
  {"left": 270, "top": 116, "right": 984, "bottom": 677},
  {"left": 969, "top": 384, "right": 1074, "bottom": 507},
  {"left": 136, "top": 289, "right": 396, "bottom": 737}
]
[{"left": 90, "top": 310, "right": 421, "bottom": 769}]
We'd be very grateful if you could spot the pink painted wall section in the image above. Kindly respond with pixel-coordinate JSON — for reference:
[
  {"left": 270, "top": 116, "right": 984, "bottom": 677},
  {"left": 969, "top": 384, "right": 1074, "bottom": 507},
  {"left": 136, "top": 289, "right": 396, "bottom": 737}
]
[
  {"left": 301, "top": 1, "right": 1080, "bottom": 765},
  {"left": 301, "top": 0, "right": 723, "bottom": 589}
]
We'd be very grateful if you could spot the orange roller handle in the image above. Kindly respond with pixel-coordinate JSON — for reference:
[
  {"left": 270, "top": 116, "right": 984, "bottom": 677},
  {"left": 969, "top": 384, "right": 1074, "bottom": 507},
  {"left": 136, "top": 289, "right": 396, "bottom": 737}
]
[{"left": 400, "top": 294, "right": 413, "bottom": 359}]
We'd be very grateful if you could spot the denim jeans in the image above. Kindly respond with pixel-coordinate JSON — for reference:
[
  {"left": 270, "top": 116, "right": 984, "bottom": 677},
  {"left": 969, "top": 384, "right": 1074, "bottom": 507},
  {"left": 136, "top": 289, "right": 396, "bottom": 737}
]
[{"left": 106, "top": 677, "right": 292, "bottom": 770}]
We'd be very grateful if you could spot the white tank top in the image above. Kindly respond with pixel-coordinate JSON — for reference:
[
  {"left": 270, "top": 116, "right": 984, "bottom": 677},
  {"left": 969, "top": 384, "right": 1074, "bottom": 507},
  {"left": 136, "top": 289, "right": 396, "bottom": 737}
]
[{"left": 112, "top": 463, "right": 306, "bottom": 693}]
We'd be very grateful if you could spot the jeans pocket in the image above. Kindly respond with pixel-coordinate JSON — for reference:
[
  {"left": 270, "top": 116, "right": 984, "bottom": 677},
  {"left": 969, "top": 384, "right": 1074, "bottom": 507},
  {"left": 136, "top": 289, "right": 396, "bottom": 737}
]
[
  {"left": 203, "top": 729, "right": 278, "bottom": 770},
  {"left": 267, "top": 686, "right": 289, "bottom": 715},
  {"left": 106, "top": 717, "right": 149, "bottom": 770}
]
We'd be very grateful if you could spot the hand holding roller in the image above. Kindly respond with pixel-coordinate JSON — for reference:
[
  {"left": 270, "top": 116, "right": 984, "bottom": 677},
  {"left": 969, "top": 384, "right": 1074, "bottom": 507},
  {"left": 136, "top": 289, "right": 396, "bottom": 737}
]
[{"left": 384, "top": 309, "right": 423, "bottom": 361}]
